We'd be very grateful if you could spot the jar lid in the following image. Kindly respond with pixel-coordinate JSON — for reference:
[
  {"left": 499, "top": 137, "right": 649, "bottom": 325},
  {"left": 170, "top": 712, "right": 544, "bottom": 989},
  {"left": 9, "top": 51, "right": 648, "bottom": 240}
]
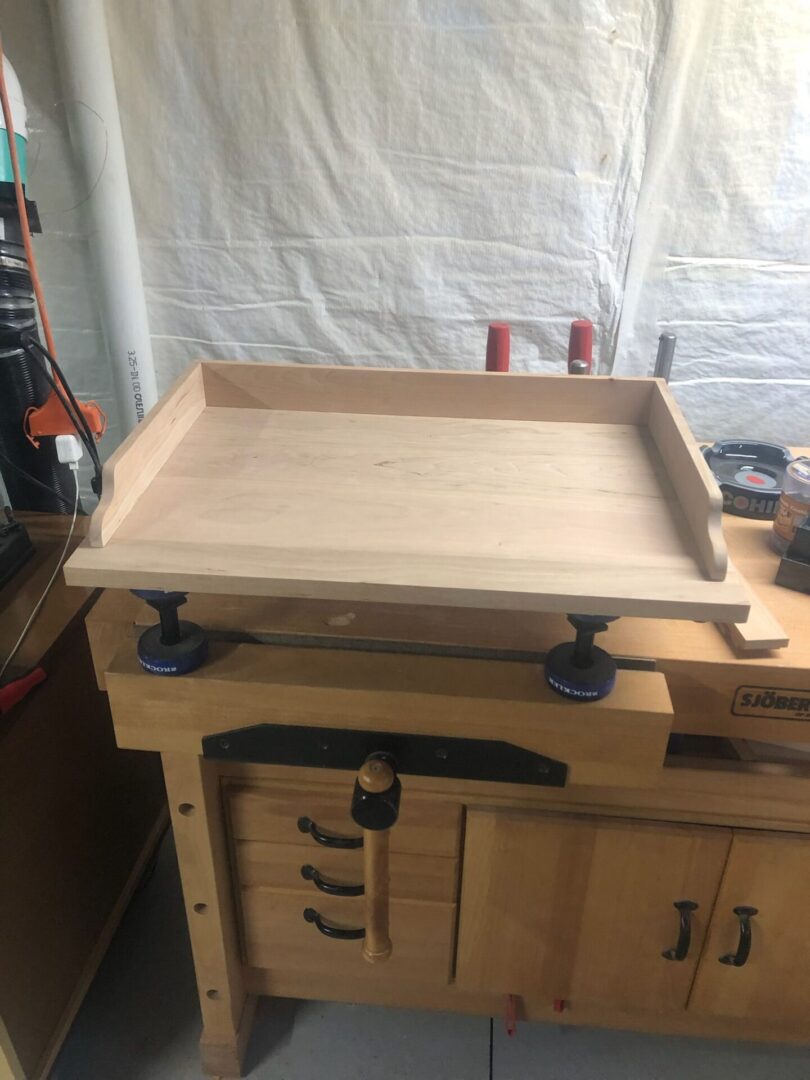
[{"left": 787, "top": 458, "right": 810, "bottom": 485}]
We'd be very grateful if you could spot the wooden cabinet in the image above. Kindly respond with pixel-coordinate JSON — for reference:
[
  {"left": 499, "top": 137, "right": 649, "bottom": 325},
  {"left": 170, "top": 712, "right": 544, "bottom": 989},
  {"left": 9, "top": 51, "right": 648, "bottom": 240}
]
[
  {"left": 456, "top": 809, "right": 729, "bottom": 1013},
  {"left": 0, "top": 520, "right": 167, "bottom": 1080},
  {"left": 456, "top": 808, "right": 810, "bottom": 1032},
  {"left": 689, "top": 831, "right": 810, "bottom": 1027},
  {"left": 226, "top": 779, "right": 461, "bottom": 990}
]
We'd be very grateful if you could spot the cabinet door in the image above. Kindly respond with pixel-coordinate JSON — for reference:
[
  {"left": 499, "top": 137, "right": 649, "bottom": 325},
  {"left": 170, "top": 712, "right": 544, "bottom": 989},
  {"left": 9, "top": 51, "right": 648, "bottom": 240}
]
[
  {"left": 689, "top": 831, "right": 810, "bottom": 1026},
  {"left": 456, "top": 809, "right": 729, "bottom": 1013}
]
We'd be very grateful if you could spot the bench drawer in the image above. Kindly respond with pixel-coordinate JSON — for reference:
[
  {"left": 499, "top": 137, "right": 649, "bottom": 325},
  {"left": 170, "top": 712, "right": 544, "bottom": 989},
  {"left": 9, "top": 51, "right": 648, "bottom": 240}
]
[
  {"left": 227, "top": 781, "right": 461, "bottom": 858},
  {"left": 234, "top": 839, "right": 458, "bottom": 903},
  {"left": 240, "top": 888, "right": 456, "bottom": 985}
]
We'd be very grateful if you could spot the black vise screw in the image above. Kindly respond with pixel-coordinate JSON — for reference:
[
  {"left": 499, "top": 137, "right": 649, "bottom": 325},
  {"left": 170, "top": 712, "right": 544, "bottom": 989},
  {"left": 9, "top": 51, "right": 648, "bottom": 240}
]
[
  {"left": 544, "top": 614, "right": 618, "bottom": 701},
  {"left": 131, "top": 589, "right": 208, "bottom": 676}
]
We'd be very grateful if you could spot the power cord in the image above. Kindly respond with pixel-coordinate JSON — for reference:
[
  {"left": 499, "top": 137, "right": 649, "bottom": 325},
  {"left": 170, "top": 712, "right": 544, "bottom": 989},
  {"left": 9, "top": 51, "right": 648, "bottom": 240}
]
[
  {"left": 0, "top": 446, "right": 74, "bottom": 505},
  {"left": 0, "top": 437, "right": 81, "bottom": 685},
  {"left": 20, "top": 336, "right": 103, "bottom": 496}
]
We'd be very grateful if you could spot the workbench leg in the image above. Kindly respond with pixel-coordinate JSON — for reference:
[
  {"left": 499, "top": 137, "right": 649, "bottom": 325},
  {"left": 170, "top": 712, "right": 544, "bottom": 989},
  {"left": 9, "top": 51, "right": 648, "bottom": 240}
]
[{"left": 162, "top": 753, "right": 255, "bottom": 1078}]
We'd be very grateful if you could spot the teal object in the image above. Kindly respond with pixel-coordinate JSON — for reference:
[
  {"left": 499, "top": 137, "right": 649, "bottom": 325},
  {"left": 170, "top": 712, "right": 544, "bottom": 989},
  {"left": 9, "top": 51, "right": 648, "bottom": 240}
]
[{"left": 0, "top": 132, "right": 27, "bottom": 184}]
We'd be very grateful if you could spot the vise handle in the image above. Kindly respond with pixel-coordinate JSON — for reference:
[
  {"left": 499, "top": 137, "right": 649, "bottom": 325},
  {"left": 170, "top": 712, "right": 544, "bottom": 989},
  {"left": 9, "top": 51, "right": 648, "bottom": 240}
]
[{"left": 351, "top": 754, "right": 401, "bottom": 963}]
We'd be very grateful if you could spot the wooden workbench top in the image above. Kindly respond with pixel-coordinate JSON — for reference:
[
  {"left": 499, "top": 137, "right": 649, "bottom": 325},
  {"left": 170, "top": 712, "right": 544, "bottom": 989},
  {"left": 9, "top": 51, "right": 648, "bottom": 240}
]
[{"left": 89, "top": 508, "right": 807, "bottom": 674}]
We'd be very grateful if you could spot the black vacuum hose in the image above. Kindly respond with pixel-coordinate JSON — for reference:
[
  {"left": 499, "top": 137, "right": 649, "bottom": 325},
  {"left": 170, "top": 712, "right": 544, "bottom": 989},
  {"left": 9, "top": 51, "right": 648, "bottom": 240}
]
[{"left": 0, "top": 236, "right": 76, "bottom": 512}]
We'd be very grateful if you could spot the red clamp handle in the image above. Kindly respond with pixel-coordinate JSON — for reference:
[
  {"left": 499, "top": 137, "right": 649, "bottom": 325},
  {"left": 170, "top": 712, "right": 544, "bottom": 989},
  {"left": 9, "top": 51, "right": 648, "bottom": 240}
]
[{"left": 567, "top": 319, "right": 593, "bottom": 374}]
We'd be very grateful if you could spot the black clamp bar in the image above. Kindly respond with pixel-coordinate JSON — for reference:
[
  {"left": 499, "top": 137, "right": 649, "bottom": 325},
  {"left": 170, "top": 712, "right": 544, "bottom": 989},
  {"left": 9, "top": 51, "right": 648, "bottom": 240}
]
[{"left": 203, "top": 723, "right": 567, "bottom": 788}]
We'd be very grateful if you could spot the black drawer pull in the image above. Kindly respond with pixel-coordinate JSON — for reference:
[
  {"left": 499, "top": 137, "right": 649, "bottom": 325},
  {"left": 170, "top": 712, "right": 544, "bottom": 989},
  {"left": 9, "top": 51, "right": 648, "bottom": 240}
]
[
  {"left": 297, "top": 816, "right": 363, "bottom": 849},
  {"left": 303, "top": 907, "right": 365, "bottom": 940},
  {"left": 301, "top": 864, "right": 364, "bottom": 897},
  {"left": 662, "top": 900, "right": 698, "bottom": 962},
  {"left": 719, "top": 906, "right": 758, "bottom": 967}
]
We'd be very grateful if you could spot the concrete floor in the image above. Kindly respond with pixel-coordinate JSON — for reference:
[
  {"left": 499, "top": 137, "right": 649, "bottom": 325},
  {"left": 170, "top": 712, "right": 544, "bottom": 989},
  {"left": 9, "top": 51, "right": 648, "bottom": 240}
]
[{"left": 52, "top": 831, "right": 810, "bottom": 1080}]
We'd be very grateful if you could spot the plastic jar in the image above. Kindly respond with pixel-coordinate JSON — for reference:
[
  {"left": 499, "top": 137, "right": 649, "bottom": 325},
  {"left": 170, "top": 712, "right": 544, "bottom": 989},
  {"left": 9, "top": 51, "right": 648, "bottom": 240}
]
[{"left": 771, "top": 458, "right": 810, "bottom": 554}]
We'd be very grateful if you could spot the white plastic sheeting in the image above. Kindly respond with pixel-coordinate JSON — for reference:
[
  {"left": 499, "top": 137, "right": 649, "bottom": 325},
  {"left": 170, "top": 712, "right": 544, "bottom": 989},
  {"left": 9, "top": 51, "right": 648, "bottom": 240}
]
[
  {"left": 106, "top": 1, "right": 661, "bottom": 386},
  {"left": 0, "top": 0, "right": 123, "bottom": 501},
  {"left": 616, "top": 0, "right": 810, "bottom": 442},
  {"left": 3, "top": 0, "right": 809, "bottom": 456}
]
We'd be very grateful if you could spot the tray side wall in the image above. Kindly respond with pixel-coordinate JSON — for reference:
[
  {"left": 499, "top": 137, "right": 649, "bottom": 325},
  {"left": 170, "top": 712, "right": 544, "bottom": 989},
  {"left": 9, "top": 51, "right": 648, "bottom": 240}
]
[
  {"left": 646, "top": 380, "right": 727, "bottom": 581},
  {"left": 88, "top": 363, "right": 206, "bottom": 548},
  {"left": 201, "top": 362, "right": 656, "bottom": 424}
]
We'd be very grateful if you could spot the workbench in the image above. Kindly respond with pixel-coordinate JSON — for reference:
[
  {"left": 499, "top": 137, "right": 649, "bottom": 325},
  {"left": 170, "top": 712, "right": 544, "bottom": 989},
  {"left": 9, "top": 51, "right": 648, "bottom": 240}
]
[
  {"left": 0, "top": 514, "right": 167, "bottom": 1080},
  {"left": 83, "top": 504, "right": 810, "bottom": 1077}
]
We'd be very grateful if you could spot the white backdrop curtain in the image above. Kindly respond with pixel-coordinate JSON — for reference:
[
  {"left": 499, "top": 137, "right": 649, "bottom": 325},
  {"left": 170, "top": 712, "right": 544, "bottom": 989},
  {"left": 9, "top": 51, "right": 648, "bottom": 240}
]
[{"left": 1, "top": 0, "right": 808, "bottom": 454}]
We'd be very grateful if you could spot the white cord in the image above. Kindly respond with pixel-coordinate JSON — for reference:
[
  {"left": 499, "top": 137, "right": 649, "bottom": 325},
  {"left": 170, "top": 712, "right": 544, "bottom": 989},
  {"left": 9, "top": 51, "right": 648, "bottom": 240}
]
[{"left": 0, "top": 468, "right": 80, "bottom": 684}]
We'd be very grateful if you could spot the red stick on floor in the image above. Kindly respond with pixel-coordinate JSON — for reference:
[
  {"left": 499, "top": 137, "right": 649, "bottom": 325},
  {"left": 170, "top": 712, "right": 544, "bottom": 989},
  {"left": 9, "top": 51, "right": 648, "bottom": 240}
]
[
  {"left": 486, "top": 322, "right": 510, "bottom": 372},
  {"left": 0, "top": 666, "right": 46, "bottom": 714},
  {"left": 504, "top": 993, "right": 518, "bottom": 1036}
]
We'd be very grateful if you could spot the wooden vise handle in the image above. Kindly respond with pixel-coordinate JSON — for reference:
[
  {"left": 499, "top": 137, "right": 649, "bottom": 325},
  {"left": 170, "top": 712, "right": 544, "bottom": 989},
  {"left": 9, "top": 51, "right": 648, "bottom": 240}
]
[
  {"left": 363, "top": 824, "right": 391, "bottom": 962},
  {"left": 352, "top": 756, "right": 401, "bottom": 964}
]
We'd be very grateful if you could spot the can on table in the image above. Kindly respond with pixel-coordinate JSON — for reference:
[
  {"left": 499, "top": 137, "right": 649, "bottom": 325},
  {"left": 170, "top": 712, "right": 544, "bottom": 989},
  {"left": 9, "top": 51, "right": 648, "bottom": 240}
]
[{"left": 772, "top": 459, "right": 810, "bottom": 555}]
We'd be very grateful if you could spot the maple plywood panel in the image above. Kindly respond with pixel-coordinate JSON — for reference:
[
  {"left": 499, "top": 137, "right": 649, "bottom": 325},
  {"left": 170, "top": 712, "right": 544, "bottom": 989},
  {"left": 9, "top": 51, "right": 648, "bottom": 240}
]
[
  {"left": 65, "top": 365, "right": 748, "bottom": 622},
  {"left": 119, "top": 411, "right": 686, "bottom": 564}
]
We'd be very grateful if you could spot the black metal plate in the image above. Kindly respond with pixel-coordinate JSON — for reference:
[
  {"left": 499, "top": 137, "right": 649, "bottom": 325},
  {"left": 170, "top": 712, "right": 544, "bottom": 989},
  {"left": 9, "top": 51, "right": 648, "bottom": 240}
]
[{"left": 203, "top": 723, "right": 567, "bottom": 788}]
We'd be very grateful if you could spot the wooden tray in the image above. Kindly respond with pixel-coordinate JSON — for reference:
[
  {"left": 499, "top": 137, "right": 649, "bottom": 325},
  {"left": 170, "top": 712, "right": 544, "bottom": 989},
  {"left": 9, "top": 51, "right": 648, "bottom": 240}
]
[{"left": 64, "top": 362, "right": 749, "bottom": 622}]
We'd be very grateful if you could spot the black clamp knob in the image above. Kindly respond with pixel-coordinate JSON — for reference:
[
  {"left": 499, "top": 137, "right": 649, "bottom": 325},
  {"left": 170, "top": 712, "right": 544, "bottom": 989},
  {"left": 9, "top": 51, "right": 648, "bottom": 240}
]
[
  {"left": 131, "top": 589, "right": 208, "bottom": 676},
  {"left": 350, "top": 753, "right": 401, "bottom": 831},
  {"left": 544, "top": 614, "right": 618, "bottom": 701}
]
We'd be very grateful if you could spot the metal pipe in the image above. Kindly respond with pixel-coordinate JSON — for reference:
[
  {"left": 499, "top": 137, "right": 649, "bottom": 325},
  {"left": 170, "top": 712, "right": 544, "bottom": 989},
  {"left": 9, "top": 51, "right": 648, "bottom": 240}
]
[
  {"left": 654, "top": 333, "right": 677, "bottom": 381},
  {"left": 48, "top": 0, "right": 158, "bottom": 433},
  {"left": 0, "top": 56, "right": 28, "bottom": 182}
]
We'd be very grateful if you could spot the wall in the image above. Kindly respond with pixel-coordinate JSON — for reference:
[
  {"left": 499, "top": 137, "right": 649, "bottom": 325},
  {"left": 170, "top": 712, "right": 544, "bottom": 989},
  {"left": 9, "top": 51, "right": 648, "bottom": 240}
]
[
  {"left": 0, "top": 0, "right": 806, "bottom": 461},
  {"left": 616, "top": 0, "right": 810, "bottom": 442},
  {"left": 106, "top": 0, "right": 662, "bottom": 391},
  {"left": 0, "top": 0, "right": 124, "bottom": 480}
]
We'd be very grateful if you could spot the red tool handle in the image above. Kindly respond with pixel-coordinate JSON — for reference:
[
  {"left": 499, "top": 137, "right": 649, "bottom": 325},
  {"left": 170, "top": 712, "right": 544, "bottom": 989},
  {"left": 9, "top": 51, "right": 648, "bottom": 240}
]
[
  {"left": 486, "top": 323, "right": 510, "bottom": 372},
  {"left": 567, "top": 319, "right": 593, "bottom": 374},
  {"left": 0, "top": 667, "right": 46, "bottom": 714}
]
